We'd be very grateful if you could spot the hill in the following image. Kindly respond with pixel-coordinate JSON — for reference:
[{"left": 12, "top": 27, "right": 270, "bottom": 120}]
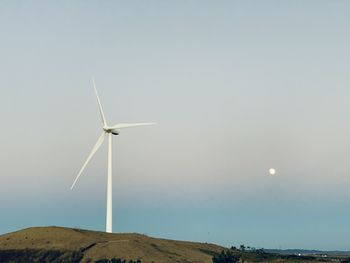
[
  {"left": 0, "top": 226, "right": 224, "bottom": 262},
  {"left": 1, "top": 227, "right": 349, "bottom": 263}
]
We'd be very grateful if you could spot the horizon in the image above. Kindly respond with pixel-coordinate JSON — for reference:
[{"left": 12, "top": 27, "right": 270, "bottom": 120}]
[{"left": 1, "top": 1, "right": 350, "bottom": 251}]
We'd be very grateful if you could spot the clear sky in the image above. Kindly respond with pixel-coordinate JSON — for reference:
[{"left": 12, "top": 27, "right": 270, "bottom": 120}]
[{"left": 1, "top": 0, "right": 350, "bottom": 251}]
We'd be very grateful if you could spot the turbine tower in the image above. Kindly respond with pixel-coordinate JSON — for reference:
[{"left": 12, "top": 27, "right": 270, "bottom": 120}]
[{"left": 71, "top": 78, "right": 156, "bottom": 233}]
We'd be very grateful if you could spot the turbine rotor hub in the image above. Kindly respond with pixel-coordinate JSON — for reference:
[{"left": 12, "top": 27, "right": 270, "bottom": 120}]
[{"left": 103, "top": 127, "right": 119, "bottom": 135}]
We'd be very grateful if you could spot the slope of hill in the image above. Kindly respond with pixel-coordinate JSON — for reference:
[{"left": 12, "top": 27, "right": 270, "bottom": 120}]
[
  {"left": 0, "top": 226, "right": 224, "bottom": 263},
  {"left": 1, "top": 227, "right": 348, "bottom": 263}
]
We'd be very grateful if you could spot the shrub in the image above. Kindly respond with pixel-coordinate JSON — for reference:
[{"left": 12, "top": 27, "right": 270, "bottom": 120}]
[
  {"left": 212, "top": 250, "right": 240, "bottom": 263},
  {"left": 95, "top": 259, "right": 141, "bottom": 263}
]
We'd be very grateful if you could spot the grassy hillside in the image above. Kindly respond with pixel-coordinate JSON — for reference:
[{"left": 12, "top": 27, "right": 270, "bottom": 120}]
[
  {"left": 0, "top": 226, "right": 224, "bottom": 262},
  {"left": 0, "top": 226, "right": 348, "bottom": 263}
]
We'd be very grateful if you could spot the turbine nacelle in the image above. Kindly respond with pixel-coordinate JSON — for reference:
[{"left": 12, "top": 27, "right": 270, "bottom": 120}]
[
  {"left": 102, "top": 122, "right": 157, "bottom": 135},
  {"left": 103, "top": 126, "right": 119, "bottom": 135},
  {"left": 111, "top": 130, "right": 119, "bottom": 135}
]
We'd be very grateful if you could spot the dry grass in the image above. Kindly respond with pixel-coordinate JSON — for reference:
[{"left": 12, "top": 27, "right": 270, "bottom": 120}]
[{"left": 0, "top": 226, "right": 224, "bottom": 262}]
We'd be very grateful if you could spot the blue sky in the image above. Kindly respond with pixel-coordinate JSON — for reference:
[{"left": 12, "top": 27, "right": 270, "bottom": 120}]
[{"left": 1, "top": 1, "right": 350, "bottom": 250}]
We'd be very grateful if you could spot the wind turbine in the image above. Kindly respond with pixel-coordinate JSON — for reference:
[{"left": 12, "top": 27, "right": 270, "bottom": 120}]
[{"left": 70, "top": 78, "right": 156, "bottom": 233}]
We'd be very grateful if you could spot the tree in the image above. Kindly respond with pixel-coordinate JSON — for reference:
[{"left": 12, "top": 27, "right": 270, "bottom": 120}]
[
  {"left": 239, "top": 245, "right": 246, "bottom": 252},
  {"left": 212, "top": 250, "right": 240, "bottom": 263}
]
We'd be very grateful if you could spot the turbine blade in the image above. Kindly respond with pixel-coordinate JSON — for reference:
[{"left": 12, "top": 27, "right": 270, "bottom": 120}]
[
  {"left": 92, "top": 77, "right": 107, "bottom": 126},
  {"left": 109, "top": 122, "right": 157, "bottom": 130},
  {"left": 70, "top": 132, "right": 106, "bottom": 190}
]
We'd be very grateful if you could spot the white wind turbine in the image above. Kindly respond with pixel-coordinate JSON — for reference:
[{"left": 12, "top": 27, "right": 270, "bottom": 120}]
[{"left": 70, "top": 78, "right": 156, "bottom": 233}]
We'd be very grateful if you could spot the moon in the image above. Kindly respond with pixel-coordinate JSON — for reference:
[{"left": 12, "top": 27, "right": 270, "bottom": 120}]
[{"left": 269, "top": 168, "right": 276, "bottom": 176}]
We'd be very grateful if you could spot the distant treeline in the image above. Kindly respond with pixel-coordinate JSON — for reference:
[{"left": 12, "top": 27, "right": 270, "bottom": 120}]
[
  {"left": 0, "top": 249, "right": 142, "bottom": 263},
  {"left": 212, "top": 245, "right": 350, "bottom": 263},
  {"left": 0, "top": 249, "right": 83, "bottom": 263},
  {"left": 95, "top": 259, "right": 141, "bottom": 263}
]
